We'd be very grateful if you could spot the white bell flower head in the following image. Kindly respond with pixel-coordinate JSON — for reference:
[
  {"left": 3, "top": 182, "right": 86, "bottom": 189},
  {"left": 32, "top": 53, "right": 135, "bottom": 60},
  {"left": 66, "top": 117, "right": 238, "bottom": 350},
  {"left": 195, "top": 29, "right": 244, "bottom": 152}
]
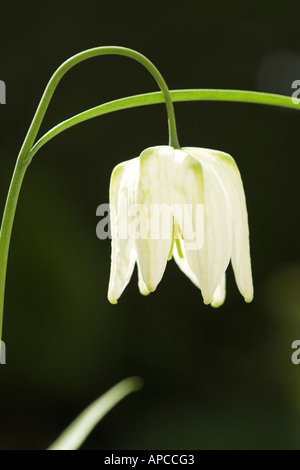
[{"left": 108, "top": 145, "right": 253, "bottom": 307}]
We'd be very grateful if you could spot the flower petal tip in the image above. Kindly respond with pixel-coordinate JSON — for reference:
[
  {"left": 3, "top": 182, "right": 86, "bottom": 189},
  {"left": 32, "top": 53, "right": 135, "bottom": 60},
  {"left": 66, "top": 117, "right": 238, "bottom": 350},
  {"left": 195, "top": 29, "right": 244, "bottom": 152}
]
[
  {"left": 138, "top": 278, "right": 151, "bottom": 296},
  {"left": 140, "top": 289, "right": 150, "bottom": 297},
  {"left": 211, "top": 300, "right": 224, "bottom": 308},
  {"left": 146, "top": 285, "right": 157, "bottom": 293},
  {"left": 244, "top": 295, "right": 253, "bottom": 303},
  {"left": 108, "top": 297, "right": 118, "bottom": 305}
]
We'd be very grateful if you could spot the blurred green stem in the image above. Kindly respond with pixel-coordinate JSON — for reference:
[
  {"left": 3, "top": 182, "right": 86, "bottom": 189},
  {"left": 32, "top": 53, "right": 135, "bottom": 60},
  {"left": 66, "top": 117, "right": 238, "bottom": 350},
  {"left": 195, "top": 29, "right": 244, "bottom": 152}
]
[{"left": 48, "top": 376, "right": 143, "bottom": 450}]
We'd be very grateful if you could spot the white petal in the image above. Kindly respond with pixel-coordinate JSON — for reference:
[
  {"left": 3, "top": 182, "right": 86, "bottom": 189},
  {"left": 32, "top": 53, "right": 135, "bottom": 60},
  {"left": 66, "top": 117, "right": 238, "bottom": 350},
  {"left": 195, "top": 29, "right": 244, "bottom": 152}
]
[
  {"left": 173, "top": 237, "right": 201, "bottom": 289},
  {"left": 175, "top": 149, "right": 233, "bottom": 304},
  {"left": 107, "top": 158, "right": 138, "bottom": 304},
  {"left": 186, "top": 147, "right": 253, "bottom": 303},
  {"left": 170, "top": 151, "right": 203, "bottom": 290},
  {"left": 137, "top": 262, "right": 150, "bottom": 296},
  {"left": 135, "top": 146, "right": 174, "bottom": 292},
  {"left": 211, "top": 274, "right": 226, "bottom": 308}
]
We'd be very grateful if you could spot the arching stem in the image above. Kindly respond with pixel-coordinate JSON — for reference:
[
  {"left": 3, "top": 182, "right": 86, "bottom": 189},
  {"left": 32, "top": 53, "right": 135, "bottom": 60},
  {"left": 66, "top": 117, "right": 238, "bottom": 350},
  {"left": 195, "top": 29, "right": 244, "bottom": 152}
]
[{"left": 0, "top": 46, "right": 179, "bottom": 341}]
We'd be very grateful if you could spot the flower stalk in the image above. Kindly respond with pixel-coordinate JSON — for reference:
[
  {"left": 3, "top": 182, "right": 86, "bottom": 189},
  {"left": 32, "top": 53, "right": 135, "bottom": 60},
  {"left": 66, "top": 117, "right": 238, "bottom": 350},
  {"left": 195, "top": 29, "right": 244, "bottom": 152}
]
[{"left": 28, "top": 89, "right": 300, "bottom": 164}]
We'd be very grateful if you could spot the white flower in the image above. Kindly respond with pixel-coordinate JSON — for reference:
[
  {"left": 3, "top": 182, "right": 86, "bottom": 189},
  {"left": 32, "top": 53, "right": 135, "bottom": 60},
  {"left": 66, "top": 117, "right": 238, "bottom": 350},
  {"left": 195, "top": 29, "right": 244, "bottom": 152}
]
[{"left": 108, "top": 145, "right": 253, "bottom": 307}]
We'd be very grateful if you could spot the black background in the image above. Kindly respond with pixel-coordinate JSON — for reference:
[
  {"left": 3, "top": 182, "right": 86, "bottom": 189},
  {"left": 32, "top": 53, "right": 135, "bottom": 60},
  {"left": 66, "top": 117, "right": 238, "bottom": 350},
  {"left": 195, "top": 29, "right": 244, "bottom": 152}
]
[{"left": 0, "top": 0, "right": 300, "bottom": 450}]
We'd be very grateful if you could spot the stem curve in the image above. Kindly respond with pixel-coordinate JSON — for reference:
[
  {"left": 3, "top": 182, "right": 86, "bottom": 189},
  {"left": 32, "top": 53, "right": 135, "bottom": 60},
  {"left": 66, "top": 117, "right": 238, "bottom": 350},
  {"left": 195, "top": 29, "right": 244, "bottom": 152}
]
[{"left": 0, "top": 47, "right": 179, "bottom": 341}]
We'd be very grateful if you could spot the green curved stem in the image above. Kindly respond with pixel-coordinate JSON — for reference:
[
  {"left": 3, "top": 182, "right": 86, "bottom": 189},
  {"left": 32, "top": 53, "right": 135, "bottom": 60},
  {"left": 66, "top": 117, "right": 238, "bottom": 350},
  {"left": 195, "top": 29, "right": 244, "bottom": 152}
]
[
  {"left": 27, "top": 89, "right": 299, "bottom": 163},
  {"left": 21, "top": 46, "right": 179, "bottom": 156},
  {"left": 0, "top": 46, "right": 179, "bottom": 342}
]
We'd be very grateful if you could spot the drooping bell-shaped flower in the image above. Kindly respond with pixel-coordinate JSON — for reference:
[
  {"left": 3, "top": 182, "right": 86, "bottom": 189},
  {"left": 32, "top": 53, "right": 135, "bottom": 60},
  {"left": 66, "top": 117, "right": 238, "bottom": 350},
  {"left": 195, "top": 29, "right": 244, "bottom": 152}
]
[{"left": 108, "top": 145, "right": 253, "bottom": 307}]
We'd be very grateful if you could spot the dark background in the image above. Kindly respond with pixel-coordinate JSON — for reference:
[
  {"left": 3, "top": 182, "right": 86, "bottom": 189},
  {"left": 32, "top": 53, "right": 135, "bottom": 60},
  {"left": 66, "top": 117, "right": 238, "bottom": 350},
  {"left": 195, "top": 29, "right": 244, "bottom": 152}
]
[{"left": 0, "top": 0, "right": 300, "bottom": 450}]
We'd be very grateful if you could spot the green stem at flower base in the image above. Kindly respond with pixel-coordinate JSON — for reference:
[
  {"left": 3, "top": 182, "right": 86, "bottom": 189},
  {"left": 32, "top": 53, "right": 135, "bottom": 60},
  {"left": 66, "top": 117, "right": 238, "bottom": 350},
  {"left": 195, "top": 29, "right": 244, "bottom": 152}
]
[{"left": 0, "top": 49, "right": 300, "bottom": 342}]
